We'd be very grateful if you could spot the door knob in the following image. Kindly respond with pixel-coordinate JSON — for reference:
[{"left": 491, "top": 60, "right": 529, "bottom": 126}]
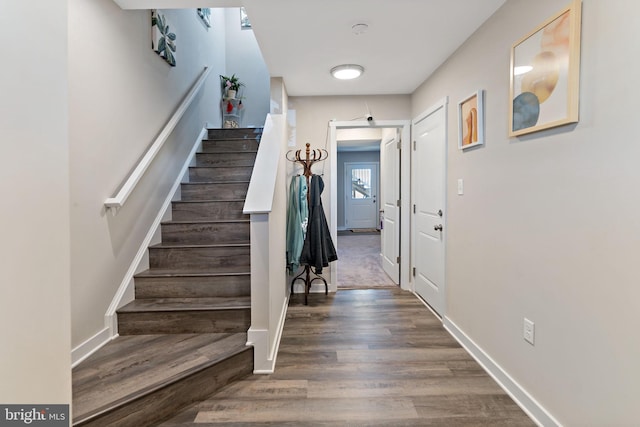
[{"left": 434, "top": 224, "right": 443, "bottom": 231}]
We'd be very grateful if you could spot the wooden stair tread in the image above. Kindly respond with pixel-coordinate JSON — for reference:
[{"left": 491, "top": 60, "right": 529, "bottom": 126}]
[
  {"left": 202, "top": 138, "right": 261, "bottom": 143},
  {"left": 190, "top": 165, "right": 253, "bottom": 168},
  {"left": 199, "top": 149, "right": 258, "bottom": 155},
  {"left": 181, "top": 181, "right": 250, "bottom": 185},
  {"left": 172, "top": 199, "right": 246, "bottom": 203},
  {"left": 155, "top": 241, "right": 251, "bottom": 248},
  {"left": 150, "top": 242, "right": 250, "bottom": 249},
  {"left": 136, "top": 268, "right": 250, "bottom": 277},
  {"left": 72, "top": 333, "right": 249, "bottom": 424},
  {"left": 162, "top": 219, "right": 249, "bottom": 225},
  {"left": 118, "top": 297, "right": 251, "bottom": 312},
  {"left": 171, "top": 199, "right": 248, "bottom": 207}
]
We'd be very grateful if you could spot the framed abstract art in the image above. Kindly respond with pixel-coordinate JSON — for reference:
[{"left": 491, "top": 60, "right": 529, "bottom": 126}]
[
  {"left": 509, "top": 0, "right": 582, "bottom": 137},
  {"left": 458, "top": 90, "right": 484, "bottom": 150}
]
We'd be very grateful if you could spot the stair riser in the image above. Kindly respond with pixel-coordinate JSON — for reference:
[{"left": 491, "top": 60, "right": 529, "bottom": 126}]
[
  {"left": 149, "top": 246, "right": 250, "bottom": 270},
  {"left": 117, "top": 309, "right": 251, "bottom": 335},
  {"left": 161, "top": 222, "right": 250, "bottom": 244},
  {"left": 171, "top": 201, "right": 246, "bottom": 221},
  {"left": 134, "top": 275, "right": 250, "bottom": 299},
  {"left": 196, "top": 152, "right": 257, "bottom": 167},
  {"left": 189, "top": 166, "right": 253, "bottom": 182},
  {"left": 180, "top": 183, "right": 248, "bottom": 201},
  {"left": 208, "top": 128, "right": 262, "bottom": 139},
  {"left": 202, "top": 140, "right": 259, "bottom": 152},
  {"left": 74, "top": 347, "right": 253, "bottom": 427}
]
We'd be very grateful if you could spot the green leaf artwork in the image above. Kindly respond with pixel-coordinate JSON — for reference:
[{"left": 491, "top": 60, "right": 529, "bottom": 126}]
[{"left": 151, "top": 10, "right": 177, "bottom": 67}]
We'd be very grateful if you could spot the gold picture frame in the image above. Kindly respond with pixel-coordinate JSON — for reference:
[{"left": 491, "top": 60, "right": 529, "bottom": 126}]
[{"left": 509, "top": 0, "right": 582, "bottom": 137}]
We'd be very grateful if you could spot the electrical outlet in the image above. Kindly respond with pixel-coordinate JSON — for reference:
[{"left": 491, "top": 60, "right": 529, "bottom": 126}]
[{"left": 523, "top": 318, "right": 535, "bottom": 345}]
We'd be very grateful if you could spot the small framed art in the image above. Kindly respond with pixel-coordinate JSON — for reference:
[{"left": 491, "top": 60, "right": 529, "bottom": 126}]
[
  {"left": 151, "top": 10, "right": 177, "bottom": 67},
  {"left": 458, "top": 90, "right": 484, "bottom": 150}
]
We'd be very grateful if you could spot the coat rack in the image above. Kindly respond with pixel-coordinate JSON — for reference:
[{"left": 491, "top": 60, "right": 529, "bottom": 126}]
[{"left": 286, "top": 143, "right": 329, "bottom": 304}]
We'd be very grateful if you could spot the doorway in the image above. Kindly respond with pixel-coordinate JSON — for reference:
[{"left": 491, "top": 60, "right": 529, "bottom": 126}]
[
  {"left": 329, "top": 120, "right": 411, "bottom": 293},
  {"left": 336, "top": 137, "right": 385, "bottom": 289}
]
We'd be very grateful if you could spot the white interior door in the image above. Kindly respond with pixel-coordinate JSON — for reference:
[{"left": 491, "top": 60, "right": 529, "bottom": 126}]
[
  {"left": 412, "top": 101, "right": 447, "bottom": 316},
  {"left": 345, "top": 162, "right": 378, "bottom": 229},
  {"left": 380, "top": 132, "right": 400, "bottom": 284}
]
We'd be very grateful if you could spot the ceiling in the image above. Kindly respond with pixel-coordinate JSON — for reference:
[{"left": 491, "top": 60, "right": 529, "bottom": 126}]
[
  {"left": 244, "top": 0, "right": 506, "bottom": 96},
  {"left": 114, "top": 0, "right": 506, "bottom": 97}
]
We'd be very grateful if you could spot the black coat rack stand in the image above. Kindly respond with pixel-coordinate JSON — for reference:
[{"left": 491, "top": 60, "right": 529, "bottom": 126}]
[{"left": 287, "top": 143, "right": 329, "bottom": 305}]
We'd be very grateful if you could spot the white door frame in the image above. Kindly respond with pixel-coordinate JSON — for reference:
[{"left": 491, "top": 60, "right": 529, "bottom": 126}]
[
  {"left": 411, "top": 97, "right": 448, "bottom": 317},
  {"left": 329, "top": 120, "right": 411, "bottom": 293}
]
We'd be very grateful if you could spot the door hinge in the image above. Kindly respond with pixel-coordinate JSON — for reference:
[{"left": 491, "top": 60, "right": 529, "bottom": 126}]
[
  {"left": 396, "top": 256, "right": 401, "bottom": 264},
  {"left": 413, "top": 204, "right": 416, "bottom": 214},
  {"left": 412, "top": 267, "right": 416, "bottom": 277},
  {"left": 396, "top": 140, "right": 401, "bottom": 149},
  {"left": 413, "top": 140, "right": 417, "bottom": 151},
  {"left": 396, "top": 199, "right": 401, "bottom": 207}
]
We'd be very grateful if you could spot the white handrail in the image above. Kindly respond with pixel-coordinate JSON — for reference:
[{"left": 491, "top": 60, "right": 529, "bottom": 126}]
[
  {"left": 243, "top": 114, "right": 285, "bottom": 214},
  {"left": 104, "top": 66, "right": 211, "bottom": 215}
]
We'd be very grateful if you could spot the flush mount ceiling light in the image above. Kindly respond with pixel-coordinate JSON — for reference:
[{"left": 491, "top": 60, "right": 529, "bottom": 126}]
[
  {"left": 352, "top": 23, "right": 369, "bottom": 35},
  {"left": 331, "top": 64, "right": 364, "bottom": 80}
]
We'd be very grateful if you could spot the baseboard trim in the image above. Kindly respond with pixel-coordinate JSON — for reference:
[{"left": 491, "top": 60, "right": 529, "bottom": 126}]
[
  {"left": 269, "top": 294, "right": 289, "bottom": 364},
  {"left": 248, "top": 294, "right": 290, "bottom": 374},
  {"left": 71, "top": 328, "right": 115, "bottom": 368},
  {"left": 443, "top": 317, "right": 561, "bottom": 427},
  {"left": 291, "top": 281, "right": 334, "bottom": 294},
  {"left": 104, "top": 127, "right": 207, "bottom": 337},
  {"left": 413, "top": 291, "right": 442, "bottom": 321}
]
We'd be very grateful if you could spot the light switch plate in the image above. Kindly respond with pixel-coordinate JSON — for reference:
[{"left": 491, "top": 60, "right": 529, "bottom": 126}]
[
  {"left": 457, "top": 179, "right": 464, "bottom": 195},
  {"left": 523, "top": 318, "right": 535, "bottom": 345}
]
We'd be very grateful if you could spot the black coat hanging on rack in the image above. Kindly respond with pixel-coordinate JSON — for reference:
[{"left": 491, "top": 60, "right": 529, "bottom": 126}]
[{"left": 299, "top": 174, "right": 337, "bottom": 273}]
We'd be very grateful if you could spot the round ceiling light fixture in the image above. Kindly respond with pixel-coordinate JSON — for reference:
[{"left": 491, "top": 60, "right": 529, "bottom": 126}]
[
  {"left": 331, "top": 64, "right": 364, "bottom": 80},
  {"left": 352, "top": 23, "right": 369, "bottom": 35}
]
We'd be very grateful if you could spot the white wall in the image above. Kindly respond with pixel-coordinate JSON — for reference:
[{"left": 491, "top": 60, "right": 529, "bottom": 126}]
[
  {"left": 69, "top": 2, "right": 227, "bottom": 348},
  {"left": 270, "top": 77, "right": 288, "bottom": 115},
  {"left": 224, "top": 8, "right": 270, "bottom": 127},
  {"left": 0, "top": 0, "right": 72, "bottom": 404},
  {"left": 412, "top": 0, "right": 640, "bottom": 424}
]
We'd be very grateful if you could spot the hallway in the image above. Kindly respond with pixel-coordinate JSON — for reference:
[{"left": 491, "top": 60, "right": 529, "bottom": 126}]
[
  {"left": 160, "top": 288, "right": 534, "bottom": 425},
  {"left": 336, "top": 233, "right": 396, "bottom": 289}
]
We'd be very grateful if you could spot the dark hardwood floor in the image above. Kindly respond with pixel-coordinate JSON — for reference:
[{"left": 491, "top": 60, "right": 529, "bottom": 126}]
[{"left": 160, "top": 289, "right": 535, "bottom": 426}]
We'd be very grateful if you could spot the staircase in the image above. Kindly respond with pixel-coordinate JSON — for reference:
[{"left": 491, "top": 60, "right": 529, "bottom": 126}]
[{"left": 72, "top": 127, "right": 262, "bottom": 427}]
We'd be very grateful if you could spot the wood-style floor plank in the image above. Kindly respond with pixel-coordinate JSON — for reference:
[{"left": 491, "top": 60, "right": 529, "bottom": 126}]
[{"left": 159, "top": 289, "right": 535, "bottom": 426}]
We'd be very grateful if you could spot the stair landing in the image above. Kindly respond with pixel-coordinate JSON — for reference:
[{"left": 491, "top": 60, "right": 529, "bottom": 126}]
[{"left": 73, "top": 333, "right": 253, "bottom": 426}]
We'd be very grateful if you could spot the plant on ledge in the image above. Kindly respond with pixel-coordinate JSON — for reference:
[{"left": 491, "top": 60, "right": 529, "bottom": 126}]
[{"left": 220, "top": 74, "right": 245, "bottom": 99}]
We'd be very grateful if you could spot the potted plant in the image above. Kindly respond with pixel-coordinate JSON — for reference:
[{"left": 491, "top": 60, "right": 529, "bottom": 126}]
[{"left": 220, "top": 74, "right": 244, "bottom": 99}]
